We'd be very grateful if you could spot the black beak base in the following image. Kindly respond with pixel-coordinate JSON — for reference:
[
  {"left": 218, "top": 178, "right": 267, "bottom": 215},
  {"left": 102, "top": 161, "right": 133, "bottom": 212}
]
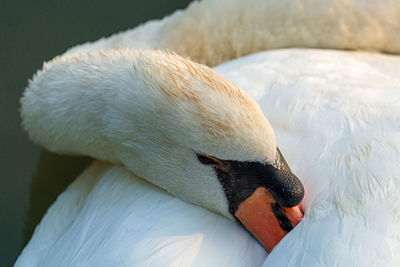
[{"left": 197, "top": 148, "right": 304, "bottom": 215}]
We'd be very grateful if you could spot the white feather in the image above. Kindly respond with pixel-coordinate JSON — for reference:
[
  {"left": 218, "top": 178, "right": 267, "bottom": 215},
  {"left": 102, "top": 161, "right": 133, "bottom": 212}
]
[
  {"left": 16, "top": 161, "right": 266, "bottom": 267},
  {"left": 215, "top": 49, "right": 400, "bottom": 266}
]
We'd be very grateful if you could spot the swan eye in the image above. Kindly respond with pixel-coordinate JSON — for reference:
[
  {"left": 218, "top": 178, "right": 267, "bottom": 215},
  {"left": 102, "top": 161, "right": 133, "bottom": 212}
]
[{"left": 197, "top": 154, "right": 217, "bottom": 165}]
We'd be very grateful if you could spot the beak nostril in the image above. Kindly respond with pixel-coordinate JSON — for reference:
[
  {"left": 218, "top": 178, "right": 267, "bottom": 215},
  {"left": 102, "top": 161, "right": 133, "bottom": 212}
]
[{"left": 271, "top": 203, "right": 293, "bottom": 232}]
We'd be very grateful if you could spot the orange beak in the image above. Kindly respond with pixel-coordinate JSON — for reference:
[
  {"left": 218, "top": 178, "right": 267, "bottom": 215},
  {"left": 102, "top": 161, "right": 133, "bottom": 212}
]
[{"left": 234, "top": 187, "right": 304, "bottom": 252}]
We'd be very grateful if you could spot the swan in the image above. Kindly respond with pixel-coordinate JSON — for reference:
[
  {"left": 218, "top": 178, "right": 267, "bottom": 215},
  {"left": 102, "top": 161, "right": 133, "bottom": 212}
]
[
  {"left": 17, "top": 49, "right": 304, "bottom": 266},
  {"left": 17, "top": 47, "right": 400, "bottom": 266},
  {"left": 17, "top": 0, "right": 400, "bottom": 265}
]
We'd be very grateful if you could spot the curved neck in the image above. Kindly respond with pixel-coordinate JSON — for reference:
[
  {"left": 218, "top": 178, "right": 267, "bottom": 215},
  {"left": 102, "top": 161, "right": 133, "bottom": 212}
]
[{"left": 64, "top": 1, "right": 400, "bottom": 66}]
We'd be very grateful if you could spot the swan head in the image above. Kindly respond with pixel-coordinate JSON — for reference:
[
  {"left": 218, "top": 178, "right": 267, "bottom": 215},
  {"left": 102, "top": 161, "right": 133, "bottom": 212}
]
[{"left": 21, "top": 49, "right": 304, "bottom": 252}]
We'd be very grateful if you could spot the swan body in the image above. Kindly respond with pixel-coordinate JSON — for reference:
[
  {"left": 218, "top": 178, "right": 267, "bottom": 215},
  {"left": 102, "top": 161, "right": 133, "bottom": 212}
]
[
  {"left": 18, "top": 48, "right": 400, "bottom": 266},
  {"left": 215, "top": 49, "right": 400, "bottom": 266},
  {"left": 16, "top": 161, "right": 266, "bottom": 266}
]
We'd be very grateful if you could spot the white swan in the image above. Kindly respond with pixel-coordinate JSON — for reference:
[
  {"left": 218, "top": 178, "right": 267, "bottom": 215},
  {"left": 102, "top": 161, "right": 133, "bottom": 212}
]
[
  {"left": 17, "top": 0, "right": 400, "bottom": 265},
  {"left": 18, "top": 48, "right": 400, "bottom": 266},
  {"left": 17, "top": 49, "right": 304, "bottom": 266}
]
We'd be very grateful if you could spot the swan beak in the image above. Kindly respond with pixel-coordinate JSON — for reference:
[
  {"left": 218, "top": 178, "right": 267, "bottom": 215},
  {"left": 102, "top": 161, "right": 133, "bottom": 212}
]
[
  {"left": 197, "top": 152, "right": 304, "bottom": 252},
  {"left": 234, "top": 187, "right": 303, "bottom": 253}
]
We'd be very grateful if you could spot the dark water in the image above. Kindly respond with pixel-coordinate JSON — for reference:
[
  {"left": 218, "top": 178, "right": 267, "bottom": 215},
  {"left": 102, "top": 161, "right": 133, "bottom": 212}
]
[{"left": 0, "top": 1, "right": 192, "bottom": 265}]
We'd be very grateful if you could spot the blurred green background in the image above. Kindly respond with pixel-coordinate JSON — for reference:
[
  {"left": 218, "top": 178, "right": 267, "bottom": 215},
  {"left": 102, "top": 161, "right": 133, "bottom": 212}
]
[{"left": 0, "top": 1, "right": 192, "bottom": 265}]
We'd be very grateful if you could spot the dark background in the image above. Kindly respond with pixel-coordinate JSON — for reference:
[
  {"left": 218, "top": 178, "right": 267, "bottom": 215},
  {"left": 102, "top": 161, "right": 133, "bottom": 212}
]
[{"left": 0, "top": 1, "right": 192, "bottom": 265}]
